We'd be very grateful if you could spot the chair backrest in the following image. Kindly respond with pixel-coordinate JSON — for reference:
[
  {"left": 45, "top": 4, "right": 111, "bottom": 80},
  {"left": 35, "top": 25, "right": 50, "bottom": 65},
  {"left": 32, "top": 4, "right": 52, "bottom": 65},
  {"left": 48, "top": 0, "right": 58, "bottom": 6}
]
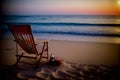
[{"left": 8, "top": 24, "right": 38, "bottom": 55}]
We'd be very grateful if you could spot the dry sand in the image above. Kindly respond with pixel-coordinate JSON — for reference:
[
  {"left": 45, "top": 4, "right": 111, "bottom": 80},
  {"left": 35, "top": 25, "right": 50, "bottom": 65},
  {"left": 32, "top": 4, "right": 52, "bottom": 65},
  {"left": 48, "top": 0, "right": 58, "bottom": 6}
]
[
  {"left": 0, "top": 38, "right": 119, "bottom": 80},
  {"left": 1, "top": 37, "right": 119, "bottom": 65}
]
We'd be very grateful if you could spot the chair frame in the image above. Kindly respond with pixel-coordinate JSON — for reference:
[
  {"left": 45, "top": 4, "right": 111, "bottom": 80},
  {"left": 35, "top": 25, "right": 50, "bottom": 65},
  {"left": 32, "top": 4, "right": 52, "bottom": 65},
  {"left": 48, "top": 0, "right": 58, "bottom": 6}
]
[{"left": 8, "top": 24, "right": 49, "bottom": 68}]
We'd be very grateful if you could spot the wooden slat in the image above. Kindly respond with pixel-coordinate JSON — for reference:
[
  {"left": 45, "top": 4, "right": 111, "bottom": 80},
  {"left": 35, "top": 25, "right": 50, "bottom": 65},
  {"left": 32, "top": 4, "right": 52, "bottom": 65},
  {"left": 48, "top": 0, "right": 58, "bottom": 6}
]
[
  {"left": 8, "top": 24, "right": 49, "bottom": 67},
  {"left": 8, "top": 25, "right": 38, "bottom": 55},
  {"left": 42, "top": 56, "right": 48, "bottom": 58},
  {"left": 16, "top": 54, "right": 36, "bottom": 59},
  {"left": 18, "top": 61, "right": 36, "bottom": 65}
]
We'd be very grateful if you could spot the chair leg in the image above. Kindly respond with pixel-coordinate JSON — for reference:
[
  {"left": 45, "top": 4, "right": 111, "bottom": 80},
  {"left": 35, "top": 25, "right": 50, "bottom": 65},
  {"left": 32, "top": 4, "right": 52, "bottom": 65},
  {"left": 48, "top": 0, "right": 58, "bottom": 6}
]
[
  {"left": 44, "top": 42, "right": 49, "bottom": 62},
  {"left": 35, "top": 42, "right": 49, "bottom": 68},
  {"left": 46, "top": 42, "right": 49, "bottom": 62},
  {"left": 45, "top": 53, "right": 48, "bottom": 62},
  {"left": 35, "top": 54, "right": 42, "bottom": 68},
  {"left": 15, "top": 53, "right": 23, "bottom": 66},
  {"left": 35, "top": 49, "right": 48, "bottom": 67}
]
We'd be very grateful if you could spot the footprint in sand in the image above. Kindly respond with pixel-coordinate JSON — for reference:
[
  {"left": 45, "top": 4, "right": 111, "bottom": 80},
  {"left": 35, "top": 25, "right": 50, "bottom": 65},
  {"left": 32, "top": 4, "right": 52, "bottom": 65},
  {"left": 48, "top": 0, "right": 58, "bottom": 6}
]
[
  {"left": 36, "top": 69, "right": 52, "bottom": 79},
  {"left": 17, "top": 72, "right": 27, "bottom": 80}
]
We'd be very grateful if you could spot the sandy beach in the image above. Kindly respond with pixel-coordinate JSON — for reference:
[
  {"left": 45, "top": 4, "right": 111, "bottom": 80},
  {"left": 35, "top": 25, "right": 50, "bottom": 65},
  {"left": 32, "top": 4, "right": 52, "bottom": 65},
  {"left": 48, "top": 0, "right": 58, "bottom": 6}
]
[{"left": 0, "top": 37, "right": 119, "bottom": 80}]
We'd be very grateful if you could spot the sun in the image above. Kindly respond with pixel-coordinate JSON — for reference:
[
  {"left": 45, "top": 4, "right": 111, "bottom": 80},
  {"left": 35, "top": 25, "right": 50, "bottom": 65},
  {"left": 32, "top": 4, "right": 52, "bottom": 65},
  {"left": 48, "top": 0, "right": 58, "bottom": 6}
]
[
  {"left": 117, "top": 0, "right": 120, "bottom": 8},
  {"left": 118, "top": 0, "right": 120, "bottom": 5}
]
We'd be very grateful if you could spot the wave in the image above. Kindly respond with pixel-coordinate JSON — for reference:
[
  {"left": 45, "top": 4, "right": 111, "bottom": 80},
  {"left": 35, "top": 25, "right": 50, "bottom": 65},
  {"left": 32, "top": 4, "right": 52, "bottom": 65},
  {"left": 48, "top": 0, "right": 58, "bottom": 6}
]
[
  {"left": 1, "top": 23, "right": 120, "bottom": 37},
  {"left": 3, "top": 22, "right": 120, "bottom": 27},
  {"left": 33, "top": 31, "right": 120, "bottom": 37}
]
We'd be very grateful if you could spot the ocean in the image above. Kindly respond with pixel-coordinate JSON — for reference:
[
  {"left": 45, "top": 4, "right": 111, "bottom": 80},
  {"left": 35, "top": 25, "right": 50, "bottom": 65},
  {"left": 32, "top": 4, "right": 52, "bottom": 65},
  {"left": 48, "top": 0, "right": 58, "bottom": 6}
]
[{"left": 1, "top": 15, "right": 120, "bottom": 44}]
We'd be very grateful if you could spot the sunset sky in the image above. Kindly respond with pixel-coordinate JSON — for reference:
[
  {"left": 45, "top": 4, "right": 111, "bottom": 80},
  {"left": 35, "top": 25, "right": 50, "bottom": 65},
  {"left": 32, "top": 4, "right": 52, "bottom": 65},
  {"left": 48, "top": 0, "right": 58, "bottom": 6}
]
[{"left": 2, "top": 0, "right": 120, "bottom": 15}]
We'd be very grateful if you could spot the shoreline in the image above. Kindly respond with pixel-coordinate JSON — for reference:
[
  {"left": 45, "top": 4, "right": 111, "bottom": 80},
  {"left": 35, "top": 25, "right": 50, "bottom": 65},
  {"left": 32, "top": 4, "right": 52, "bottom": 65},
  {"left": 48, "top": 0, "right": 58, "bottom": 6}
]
[{"left": 1, "top": 33, "right": 120, "bottom": 44}]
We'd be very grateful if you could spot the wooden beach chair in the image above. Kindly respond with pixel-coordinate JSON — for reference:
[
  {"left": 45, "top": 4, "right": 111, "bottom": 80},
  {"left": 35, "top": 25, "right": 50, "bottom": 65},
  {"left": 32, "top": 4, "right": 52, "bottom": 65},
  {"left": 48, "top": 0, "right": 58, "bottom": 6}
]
[{"left": 8, "top": 24, "right": 49, "bottom": 68}]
